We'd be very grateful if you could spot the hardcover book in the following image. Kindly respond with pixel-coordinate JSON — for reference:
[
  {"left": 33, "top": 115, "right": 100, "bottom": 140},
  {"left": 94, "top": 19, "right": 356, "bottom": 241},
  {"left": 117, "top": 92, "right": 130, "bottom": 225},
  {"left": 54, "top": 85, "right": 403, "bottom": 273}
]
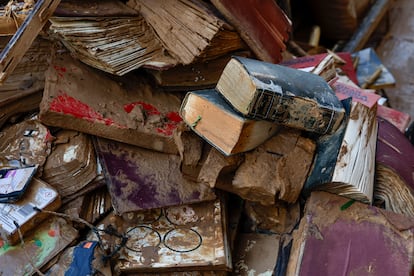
[
  {"left": 180, "top": 89, "right": 279, "bottom": 156},
  {"left": 287, "top": 191, "right": 414, "bottom": 276},
  {"left": 92, "top": 199, "right": 231, "bottom": 273},
  {"left": 375, "top": 118, "right": 414, "bottom": 217},
  {"left": 215, "top": 56, "right": 345, "bottom": 135},
  {"left": 94, "top": 137, "right": 216, "bottom": 214},
  {"left": 304, "top": 98, "right": 378, "bottom": 204},
  {"left": 39, "top": 52, "right": 184, "bottom": 154}
]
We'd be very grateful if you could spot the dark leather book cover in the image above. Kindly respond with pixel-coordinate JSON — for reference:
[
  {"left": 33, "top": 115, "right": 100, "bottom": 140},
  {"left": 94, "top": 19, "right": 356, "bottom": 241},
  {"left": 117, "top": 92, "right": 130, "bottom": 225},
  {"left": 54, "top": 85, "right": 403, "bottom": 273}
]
[{"left": 217, "top": 56, "right": 346, "bottom": 135}]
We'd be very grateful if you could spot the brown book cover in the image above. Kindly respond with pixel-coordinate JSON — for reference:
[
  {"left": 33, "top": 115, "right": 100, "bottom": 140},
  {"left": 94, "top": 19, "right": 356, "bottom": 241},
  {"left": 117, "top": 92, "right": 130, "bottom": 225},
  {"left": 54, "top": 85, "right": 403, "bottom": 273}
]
[
  {"left": 41, "top": 130, "right": 98, "bottom": 198},
  {"left": 92, "top": 199, "right": 231, "bottom": 273},
  {"left": 39, "top": 52, "right": 184, "bottom": 154}
]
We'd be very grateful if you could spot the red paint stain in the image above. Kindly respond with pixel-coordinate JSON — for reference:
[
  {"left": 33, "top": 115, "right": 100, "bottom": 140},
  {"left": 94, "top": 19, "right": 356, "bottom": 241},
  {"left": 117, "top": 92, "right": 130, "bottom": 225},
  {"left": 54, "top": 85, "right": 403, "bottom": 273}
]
[
  {"left": 165, "top": 111, "right": 182, "bottom": 123},
  {"left": 125, "top": 103, "right": 182, "bottom": 136},
  {"left": 53, "top": 65, "right": 67, "bottom": 78},
  {"left": 0, "top": 240, "right": 3, "bottom": 247},
  {"left": 50, "top": 92, "right": 121, "bottom": 127},
  {"left": 124, "top": 101, "right": 161, "bottom": 115},
  {"left": 48, "top": 229, "right": 56, "bottom": 237}
]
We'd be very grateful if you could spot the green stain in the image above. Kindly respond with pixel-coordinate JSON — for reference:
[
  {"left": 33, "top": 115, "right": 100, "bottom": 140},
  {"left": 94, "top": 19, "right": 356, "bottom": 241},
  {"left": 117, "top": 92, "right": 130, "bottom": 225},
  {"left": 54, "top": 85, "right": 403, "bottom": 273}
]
[
  {"left": 340, "top": 199, "right": 356, "bottom": 211},
  {"left": 34, "top": 239, "right": 42, "bottom": 247}
]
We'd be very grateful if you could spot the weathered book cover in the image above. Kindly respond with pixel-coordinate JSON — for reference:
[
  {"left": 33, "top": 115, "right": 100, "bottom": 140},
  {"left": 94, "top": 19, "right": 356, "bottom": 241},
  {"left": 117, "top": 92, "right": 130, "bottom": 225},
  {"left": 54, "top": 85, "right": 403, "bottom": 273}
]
[
  {"left": 353, "top": 47, "right": 396, "bottom": 89},
  {"left": 375, "top": 118, "right": 414, "bottom": 217},
  {"left": 304, "top": 96, "right": 377, "bottom": 204},
  {"left": 0, "top": 178, "right": 61, "bottom": 245},
  {"left": 41, "top": 130, "right": 98, "bottom": 198},
  {"left": 92, "top": 199, "right": 231, "bottom": 273},
  {"left": 39, "top": 52, "right": 184, "bottom": 154},
  {"left": 94, "top": 137, "right": 215, "bottom": 214},
  {"left": 230, "top": 128, "right": 316, "bottom": 204},
  {"left": 281, "top": 52, "right": 358, "bottom": 84},
  {"left": 180, "top": 89, "right": 279, "bottom": 156},
  {"left": 216, "top": 56, "right": 346, "bottom": 135},
  {"left": 287, "top": 191, "right": 414, "bottom": 276},
  {"left": 0, "top": 119, "right": 53, "bottom": 170},
  {"left": 233, "top": 233, "right": 292, "bottom": 276},
  {"left": 377, "top": 104, "right": 411, "bottom": 133},
  {"left": 0, "top": 217, "right": 78, "bottom": 275},
  {"left": 210, "top": 0, "right": 291, "bottom": 63}
]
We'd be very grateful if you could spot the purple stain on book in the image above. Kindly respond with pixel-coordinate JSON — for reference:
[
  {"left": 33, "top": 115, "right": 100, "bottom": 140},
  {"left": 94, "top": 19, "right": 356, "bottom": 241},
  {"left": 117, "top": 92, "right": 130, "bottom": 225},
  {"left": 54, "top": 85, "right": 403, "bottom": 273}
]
[
  {"left": 95, "top": 138, "right": 215, "bottom": 214},
  {"left": 300, "top": 219, "right": 410, "bottom": 276}
]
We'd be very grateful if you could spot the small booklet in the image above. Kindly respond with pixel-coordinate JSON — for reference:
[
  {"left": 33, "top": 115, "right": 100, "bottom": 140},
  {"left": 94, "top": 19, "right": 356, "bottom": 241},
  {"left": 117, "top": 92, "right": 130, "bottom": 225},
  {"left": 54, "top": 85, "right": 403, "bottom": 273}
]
[{"left": 0, "top": 166, "right": 37, "bottom": 203}]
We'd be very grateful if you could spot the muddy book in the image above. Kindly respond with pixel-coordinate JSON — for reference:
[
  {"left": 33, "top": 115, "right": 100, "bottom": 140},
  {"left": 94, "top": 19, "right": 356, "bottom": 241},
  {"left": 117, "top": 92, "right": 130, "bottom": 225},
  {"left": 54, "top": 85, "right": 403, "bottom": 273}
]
[
  {"left": 287, "top": 191, "right": 414, "bottom": 276},
  {"left": 94, "top": 137, "right": 216, "bottom": 214},
  {"left": 0, "top": 217, "right": 78, "bottom": 275},
  {"left": 90, "top": 198, "right": 231, "bottom": 273},
  {"left": 180, "top": 89, "right": 279, "bottom": 156},
  {"left": 375, "top": 118, "right": 414, "bottom": 217},
  {"left": 39, "top": 51, "right": 184, "bottom": 154},
  {"left": 215, "top": 56, "right": 346, "bottom": 135},
  {"left": 0, "top": 178, "right": 61, "bottom": 245},
  {"left": 304, "top": 97, "right": 378, "bottom": 204}
]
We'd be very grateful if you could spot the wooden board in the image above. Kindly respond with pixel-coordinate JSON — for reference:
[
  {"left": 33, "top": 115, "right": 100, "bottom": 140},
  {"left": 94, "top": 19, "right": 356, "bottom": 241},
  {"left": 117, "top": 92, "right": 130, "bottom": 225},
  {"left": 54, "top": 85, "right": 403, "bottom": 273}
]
[{"left": 0, "top": 0, "right": 61, "bottom": 83}]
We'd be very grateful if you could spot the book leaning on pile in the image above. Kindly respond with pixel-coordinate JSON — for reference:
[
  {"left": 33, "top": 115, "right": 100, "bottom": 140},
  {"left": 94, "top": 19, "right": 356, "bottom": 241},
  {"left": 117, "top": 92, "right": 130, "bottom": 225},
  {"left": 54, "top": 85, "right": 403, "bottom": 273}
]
[{"left": 215, "top": 56, "right": 346, "bottom": 135}]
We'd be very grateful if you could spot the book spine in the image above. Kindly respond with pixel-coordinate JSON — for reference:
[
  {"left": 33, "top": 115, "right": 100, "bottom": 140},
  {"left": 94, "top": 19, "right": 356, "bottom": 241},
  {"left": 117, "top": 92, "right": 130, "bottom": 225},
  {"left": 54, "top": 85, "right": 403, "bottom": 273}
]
[{"left": 250, "top": 89, "right": 341, "bottom": 135}]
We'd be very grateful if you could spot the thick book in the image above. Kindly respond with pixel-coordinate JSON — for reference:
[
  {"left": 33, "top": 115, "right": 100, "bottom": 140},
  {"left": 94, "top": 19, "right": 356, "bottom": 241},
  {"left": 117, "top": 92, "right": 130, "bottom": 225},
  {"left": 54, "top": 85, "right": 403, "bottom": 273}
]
[
  {"left": 0, "top": 178, "right": 61, "bottom": 245},
  {"left": 287, "top": 191, "right": 414, "bottom": 276},
  {"left": 304, "top": 97, "right": 378, "bottom": 204},
  {"left": 39, "top": 52, "right": 184, "bottom": 154},
  {"left": 127, "top": 0, "right": 245, "bottom": 65},
  {"left": 91, "top": 199, "right": 231, "bottom": 273},
  {"left": 94, "top": 137, "right": 216, "bottom": 214},
  {"left": 180, "top": 89, "right": 279, "bottom": 156},
  {"left": 215, "top": 56, "right": 346, "bottom": 135},
  {"left": 375, "top": 118, "right": 414, "bottom": 217}
]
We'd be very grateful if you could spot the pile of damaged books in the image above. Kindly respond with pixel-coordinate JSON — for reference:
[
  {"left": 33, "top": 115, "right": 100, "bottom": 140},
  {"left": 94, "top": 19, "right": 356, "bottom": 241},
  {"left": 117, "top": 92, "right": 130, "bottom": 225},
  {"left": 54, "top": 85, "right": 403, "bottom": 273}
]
[{"left": 1, "top": 0, "right": 414, "bottom": 275}]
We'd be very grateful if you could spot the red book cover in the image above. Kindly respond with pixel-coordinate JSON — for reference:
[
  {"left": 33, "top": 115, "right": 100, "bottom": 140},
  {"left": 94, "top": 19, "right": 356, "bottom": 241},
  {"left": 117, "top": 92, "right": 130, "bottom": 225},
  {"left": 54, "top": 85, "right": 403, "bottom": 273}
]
[{"left": 287, "top": 191, "right": 414, "bottom": 276}]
